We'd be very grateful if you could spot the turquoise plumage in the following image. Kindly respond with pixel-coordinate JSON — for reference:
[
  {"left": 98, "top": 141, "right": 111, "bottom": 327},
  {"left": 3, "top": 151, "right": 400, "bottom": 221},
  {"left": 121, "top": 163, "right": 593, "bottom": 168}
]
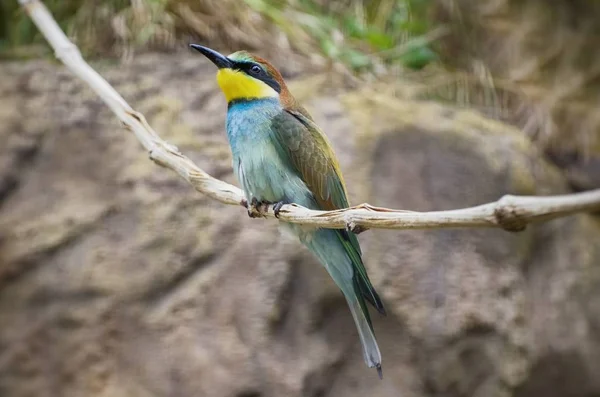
[{"left": 191, "top": 45, "right": 386, "bottom": 378}]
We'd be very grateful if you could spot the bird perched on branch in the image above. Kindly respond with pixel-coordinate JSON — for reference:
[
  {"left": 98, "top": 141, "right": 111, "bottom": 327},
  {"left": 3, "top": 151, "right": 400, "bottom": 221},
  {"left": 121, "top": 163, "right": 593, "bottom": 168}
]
[{"left": 190, "top": 44, "right": 386, "bottom": 378}]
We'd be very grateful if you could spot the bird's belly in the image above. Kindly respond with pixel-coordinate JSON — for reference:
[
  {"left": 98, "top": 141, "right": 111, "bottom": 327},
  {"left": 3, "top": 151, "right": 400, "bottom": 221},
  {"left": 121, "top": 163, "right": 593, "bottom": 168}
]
[
  {"left": 234, "top": 142, "right": 313, "bottom": 207},
  {"left": 226, "top": 99, "right": 315, "bottom": 208}
]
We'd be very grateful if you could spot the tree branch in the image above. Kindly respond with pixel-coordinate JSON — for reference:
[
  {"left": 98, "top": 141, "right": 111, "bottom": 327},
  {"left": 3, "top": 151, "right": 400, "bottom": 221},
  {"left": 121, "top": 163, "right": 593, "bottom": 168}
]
[{"left": 19, "top": 0, "right": 600, "bottom": 233}]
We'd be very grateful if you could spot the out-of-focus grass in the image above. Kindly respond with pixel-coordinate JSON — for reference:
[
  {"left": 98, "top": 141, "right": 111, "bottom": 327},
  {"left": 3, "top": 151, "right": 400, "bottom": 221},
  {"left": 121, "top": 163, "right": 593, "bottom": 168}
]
[
  {"left": 2, "top": 1, "right": 597, "bottom": 158},
  {"left": 245, "top": 0, "right": 438, "bottom": 71},
  {"left": 0, "top": 0, "right": 532, "bottom": 140},
  {"left": 0, "top": 0, "right": 438, "bottom": 70},
  {"left": 0, "top": 0, "right": 547, "bottom": 146},
  {"left": 0, "top": 0, "right": 174, "bottom": 59}
]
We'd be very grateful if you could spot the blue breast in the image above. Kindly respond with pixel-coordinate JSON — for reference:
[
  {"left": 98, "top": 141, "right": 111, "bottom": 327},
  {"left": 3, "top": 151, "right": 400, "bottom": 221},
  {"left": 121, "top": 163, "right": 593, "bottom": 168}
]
[
  {"left": 224, "top": 97, "right": 314, "bottom": 207},
  {"left": 226, "top": 98, "right": 281, "bottom": 157}
]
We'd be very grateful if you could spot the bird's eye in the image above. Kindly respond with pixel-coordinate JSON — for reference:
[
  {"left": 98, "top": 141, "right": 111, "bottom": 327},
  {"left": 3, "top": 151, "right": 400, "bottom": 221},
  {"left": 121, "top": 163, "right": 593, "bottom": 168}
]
[{"left": 250, "top": 65, "right": 262, "bottom": 75}]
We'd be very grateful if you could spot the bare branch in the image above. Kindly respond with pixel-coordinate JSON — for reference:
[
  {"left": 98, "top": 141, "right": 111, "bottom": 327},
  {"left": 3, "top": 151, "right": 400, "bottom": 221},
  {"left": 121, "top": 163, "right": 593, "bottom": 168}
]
[{"left": 20, "top": 0, "right": 600, "bottom": 233}]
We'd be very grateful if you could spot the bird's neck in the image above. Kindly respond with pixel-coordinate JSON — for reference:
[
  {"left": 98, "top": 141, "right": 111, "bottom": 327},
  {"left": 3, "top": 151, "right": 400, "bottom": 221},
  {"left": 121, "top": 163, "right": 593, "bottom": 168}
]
[{"left": 227, "top": 97, "right": 281, "bottom": 110}]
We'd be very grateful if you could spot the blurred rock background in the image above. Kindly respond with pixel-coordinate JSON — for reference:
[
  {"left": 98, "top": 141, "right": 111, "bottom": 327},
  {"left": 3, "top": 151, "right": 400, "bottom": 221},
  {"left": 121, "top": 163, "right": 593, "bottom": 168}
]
[{"left": 0, "top": 1, "right": 599, "bottom": 396}]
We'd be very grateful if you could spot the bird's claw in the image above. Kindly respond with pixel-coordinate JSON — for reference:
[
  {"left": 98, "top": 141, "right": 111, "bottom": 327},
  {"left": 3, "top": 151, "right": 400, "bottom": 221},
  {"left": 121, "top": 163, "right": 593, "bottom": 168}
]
[
  {"left": 247, "top": 197, "right": 269, "bottom": 218},
  {"left": 273, "top": 201, "right": 285, "bottom": 218},
  {"left": 244, "top": 198, "right": 286, "bottom": 219}
]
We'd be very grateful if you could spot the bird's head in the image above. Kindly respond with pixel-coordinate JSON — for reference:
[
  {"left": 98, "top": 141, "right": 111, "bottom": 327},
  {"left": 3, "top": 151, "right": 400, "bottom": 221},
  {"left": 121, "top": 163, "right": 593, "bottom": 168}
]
[{"left": 190, "top": 44, "right": 292, "bottom": 106}]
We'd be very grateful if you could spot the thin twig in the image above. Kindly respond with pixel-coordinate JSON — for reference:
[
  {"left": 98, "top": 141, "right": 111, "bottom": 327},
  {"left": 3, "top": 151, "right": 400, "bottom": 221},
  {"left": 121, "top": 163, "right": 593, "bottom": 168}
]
[{"left": 19, "top": 0, "right": 600, "bottom": 233}]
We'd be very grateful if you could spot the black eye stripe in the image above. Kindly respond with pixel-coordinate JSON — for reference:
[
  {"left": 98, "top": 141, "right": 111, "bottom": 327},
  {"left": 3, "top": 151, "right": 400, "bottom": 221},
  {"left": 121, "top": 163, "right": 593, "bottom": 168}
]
[
  {"left": 233, "top": 62, "right": 254, "bottom": 72},
  {"left": 232, "top": 60, "right": 282, "bottom": 94},
  {"left": 240, "top": 63, "right": 263, "bottom": 75}
]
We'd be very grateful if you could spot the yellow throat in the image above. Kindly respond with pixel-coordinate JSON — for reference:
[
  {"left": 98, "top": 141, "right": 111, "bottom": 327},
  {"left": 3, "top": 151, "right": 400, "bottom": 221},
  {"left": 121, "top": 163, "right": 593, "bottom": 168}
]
[{"left": 216, "top": 68, "right": 279, "bottom": 102}]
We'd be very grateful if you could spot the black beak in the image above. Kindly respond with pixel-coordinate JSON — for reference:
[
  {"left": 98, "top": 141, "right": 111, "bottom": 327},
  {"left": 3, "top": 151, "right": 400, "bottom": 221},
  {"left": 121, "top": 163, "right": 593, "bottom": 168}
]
[{"left": 190, "top": 44, "right": 233, "bottom": 69}]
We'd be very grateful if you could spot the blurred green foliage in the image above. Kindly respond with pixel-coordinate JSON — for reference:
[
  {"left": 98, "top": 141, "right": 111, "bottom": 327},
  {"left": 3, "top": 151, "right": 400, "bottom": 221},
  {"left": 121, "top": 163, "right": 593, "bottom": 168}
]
[
  {"left": 0, "top": 0, "right": 132, "bottom": 58},
  {"left": 0, "top": 0, "right": 436, "bottom": 69},
  {"left": 245, "top": 0, "right": 437, "bottom": 70}
]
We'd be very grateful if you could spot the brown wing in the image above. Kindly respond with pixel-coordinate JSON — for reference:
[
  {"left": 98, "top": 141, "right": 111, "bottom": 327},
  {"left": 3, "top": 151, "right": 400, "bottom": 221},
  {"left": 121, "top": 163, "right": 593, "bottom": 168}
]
[{"left": 269, "top": 108, "right": 349, "bottom": 211}]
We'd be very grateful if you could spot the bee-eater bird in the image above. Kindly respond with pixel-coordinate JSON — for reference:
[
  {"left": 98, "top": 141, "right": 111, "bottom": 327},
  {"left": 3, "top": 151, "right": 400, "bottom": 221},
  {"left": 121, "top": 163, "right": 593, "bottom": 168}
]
[{"left": 190, "top": 44, "right": 386, "bottom": 378}]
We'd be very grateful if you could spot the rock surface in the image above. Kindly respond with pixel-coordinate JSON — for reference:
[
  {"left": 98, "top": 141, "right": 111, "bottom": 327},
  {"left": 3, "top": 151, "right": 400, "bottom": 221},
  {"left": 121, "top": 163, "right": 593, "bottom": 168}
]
[
  {"left": 433, "top": 0, "right": 600, "bottom": 191},
  {"left": 0, "top": 54, "right": 599, "bottom": 397}
]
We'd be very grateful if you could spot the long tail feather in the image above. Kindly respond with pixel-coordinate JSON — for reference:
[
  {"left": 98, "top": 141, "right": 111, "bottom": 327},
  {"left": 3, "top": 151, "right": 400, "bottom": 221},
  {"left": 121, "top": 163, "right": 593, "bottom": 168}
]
[
  {"left": 339, "top": 230, "right": 386, "bottom": 316},
  {"left": 345, "top": 290, "right": 383, "bottom": 372},
  {"left": 296, "top": 227, "right": 383, "bottom": 376}
]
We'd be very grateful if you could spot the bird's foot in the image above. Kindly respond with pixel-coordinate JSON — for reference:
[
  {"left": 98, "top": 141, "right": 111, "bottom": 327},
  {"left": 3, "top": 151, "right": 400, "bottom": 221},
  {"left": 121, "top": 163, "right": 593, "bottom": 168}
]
[
  {"left": 243, "top": 198, "right": 286, "bottom": 218},
  {"left": 376, "top": 364, "right": 383, "bottom": 380},
  {"left": 246, "top": 197, "right": 270, "bottom": 218},
  {"left": 272, "top": 201, "right": 285, "bottom": 218}
]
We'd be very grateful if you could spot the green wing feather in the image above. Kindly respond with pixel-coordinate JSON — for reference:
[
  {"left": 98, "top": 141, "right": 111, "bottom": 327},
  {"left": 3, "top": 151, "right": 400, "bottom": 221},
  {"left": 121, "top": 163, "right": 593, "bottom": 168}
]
[
  {"left": 269, "top": 108, "right": 386, "bottom": 316},
  {"left": 269, "top": 108, "right": 348, "bottom": 210}
]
